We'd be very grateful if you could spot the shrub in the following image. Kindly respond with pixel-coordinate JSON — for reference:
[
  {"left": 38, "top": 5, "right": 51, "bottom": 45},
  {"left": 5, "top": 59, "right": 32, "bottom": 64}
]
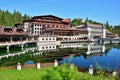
[
  {"left": 41, "top": 64, "right": 80, "bottom": 80},
  {"left": 41, "top": 68, "right": 62, "bottom": 80}
]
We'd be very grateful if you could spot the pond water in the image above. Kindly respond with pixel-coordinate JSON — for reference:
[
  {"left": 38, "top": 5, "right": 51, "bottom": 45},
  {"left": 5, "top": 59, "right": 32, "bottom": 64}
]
[
  {"left": 0, "top": 42, "right": 120, "bottom": 71},
  {"left": 60, "top": 46, "right": 120, "bottom": 71}
]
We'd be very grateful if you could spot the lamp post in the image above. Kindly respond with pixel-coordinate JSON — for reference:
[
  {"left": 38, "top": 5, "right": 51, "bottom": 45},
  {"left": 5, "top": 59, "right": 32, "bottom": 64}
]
[
  {"left": 17, "top": 62, "right": 21, "bottom": 70},
  {"left": 54, "top": 59, "right": 58, "bottom": 67},
  {"left": 89, "top": 65, "right": 94, "bottom": 74}
]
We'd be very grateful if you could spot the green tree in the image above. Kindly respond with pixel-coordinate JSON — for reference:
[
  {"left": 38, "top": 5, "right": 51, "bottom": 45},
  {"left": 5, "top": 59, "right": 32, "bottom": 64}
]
[
  {"left": 105, "top": 21, "right": 114, "bottom": 32},
  {"left": 23, "top": 14, "right": 30, "bottom": 21},
  {"left": 71, "top": 18, "right": 84, "bottom": 27},
  {"left": 113, "top": 25, "right": 120, "bottom": 36},
  {"left": 0, "top": 9, "right": 30, "bottom": 27},
  {"left": 105, "top": 21, "right": 110, "bottom": 29}
]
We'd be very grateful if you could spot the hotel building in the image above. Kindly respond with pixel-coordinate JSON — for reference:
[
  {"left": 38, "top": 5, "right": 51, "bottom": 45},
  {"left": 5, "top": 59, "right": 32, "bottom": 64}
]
[
  {"left": 15, "top": 15, "right": 117, "bottom": 42},
  {"left": 15, "top": 15, "right": 89, "bottom": 42},
  {"left": 76, "top": 22, "right": 106, "bottom": 41},
  {"left": 15, "top": 15, "right": 70, "bottom": 35}
]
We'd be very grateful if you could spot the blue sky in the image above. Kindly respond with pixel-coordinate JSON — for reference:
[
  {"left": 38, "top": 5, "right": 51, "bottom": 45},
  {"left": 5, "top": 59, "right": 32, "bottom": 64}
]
[{"left": 0, "top": 0, "right": 120, "bottom": 25}]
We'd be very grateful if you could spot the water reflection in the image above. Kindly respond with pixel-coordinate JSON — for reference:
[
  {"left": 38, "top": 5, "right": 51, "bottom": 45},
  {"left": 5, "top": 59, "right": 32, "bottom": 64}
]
[
  {"left": 0, "top": 42, "right": 120, "bottom": 71},
  {"left": 59, "top": 43, "right": 120, "bottom": 71}
]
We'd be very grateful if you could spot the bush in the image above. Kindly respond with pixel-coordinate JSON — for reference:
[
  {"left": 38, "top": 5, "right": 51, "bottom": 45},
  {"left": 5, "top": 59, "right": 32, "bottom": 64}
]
[
  {"left": 41, "top": 68, "right": 62, "bottom": 80},
  {"left": 40, "top": 64, "right": 115, "bottom": 80},
  {"left": 41, "top": 64, "right": 80, "bottom": 80}
]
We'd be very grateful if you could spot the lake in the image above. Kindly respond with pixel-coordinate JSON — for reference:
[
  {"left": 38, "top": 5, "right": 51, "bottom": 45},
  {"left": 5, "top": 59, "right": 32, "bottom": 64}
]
[{"left": 0, "top": 42, "right": 120, "bottom": 71}]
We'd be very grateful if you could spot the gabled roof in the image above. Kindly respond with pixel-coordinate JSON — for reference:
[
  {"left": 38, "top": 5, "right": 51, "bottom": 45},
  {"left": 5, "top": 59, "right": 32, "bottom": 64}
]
[
  {"left": 85, "top": 22, "right": 105, "bottom": 28},
  {"left": 76, "top": 22, "right": 106, "bottom": 29},
  {"left": 32, "top": 15, "right": 63, "bottom": 20}
]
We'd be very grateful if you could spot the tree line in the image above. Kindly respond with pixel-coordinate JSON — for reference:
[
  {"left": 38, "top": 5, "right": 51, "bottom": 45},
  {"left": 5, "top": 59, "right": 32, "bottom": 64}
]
[{"left": 0, "top": 9, "right": 30, "bottom": 27}]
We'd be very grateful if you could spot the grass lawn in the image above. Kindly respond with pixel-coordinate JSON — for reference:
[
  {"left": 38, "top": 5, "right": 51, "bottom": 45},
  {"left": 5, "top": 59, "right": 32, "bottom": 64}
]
[{"left": 0, "top": 64, "right": 115, "bottom": 80}]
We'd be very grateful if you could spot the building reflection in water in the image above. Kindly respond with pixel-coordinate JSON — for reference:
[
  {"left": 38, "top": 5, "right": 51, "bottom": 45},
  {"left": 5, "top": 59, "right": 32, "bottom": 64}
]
[
  {"left": 59, "top": 42, "right": 106, "bottom": 59},
  {"left": 0, "top": 42, "right": 108, "bottom": 67}
]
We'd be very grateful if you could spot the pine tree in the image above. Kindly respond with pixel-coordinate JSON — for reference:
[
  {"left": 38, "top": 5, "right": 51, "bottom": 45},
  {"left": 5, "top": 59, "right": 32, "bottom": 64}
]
[{"left": 0, "top": 9, "right": 30, "bottom": 27}]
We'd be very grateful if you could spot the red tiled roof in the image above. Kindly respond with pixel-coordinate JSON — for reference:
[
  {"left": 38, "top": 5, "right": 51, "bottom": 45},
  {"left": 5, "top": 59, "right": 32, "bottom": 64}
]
[{"left": 62, "top": 19, "right": 70, "bottom": 23}]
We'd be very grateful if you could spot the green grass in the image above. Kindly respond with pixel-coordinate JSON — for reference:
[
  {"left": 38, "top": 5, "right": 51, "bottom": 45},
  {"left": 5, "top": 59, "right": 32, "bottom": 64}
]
[
  {"left": 0, "top": 68, "right": 47, "bottom": 80},
  {"left": 0, "top": 64, "right": 115, "bottom": 80}
]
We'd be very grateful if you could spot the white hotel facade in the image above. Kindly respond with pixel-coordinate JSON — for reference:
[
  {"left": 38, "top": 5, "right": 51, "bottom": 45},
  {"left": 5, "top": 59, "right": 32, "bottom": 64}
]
[
  {"left": 15, "top": 15, "right": 117, "bottom": 42},
  {"left": 76, "top": 22, "right": 107, "bottom": 41}
]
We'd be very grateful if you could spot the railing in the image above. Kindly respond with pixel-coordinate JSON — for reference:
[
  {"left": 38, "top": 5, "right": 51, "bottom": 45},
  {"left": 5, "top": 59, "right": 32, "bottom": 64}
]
[
  {"left": 37, "top": 41, "right": 60, "bottom": 45},
  {"left": 0, "top": 40, "right": 37, "bottom": 46},
  {"left": 60, "top": 39, "right": 88, "bottom": 42},
  {"left": 58, "top": 35, "right": 88, "bottom": 38}
]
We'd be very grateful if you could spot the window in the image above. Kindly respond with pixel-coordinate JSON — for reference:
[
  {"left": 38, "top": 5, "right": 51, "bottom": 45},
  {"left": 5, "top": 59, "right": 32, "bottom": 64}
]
[
  {"left": 40, "top": 31, "right": 42, "bottom": 34},
  {"left": 43, "top": 25, "right": 45, "bottom": 27}
]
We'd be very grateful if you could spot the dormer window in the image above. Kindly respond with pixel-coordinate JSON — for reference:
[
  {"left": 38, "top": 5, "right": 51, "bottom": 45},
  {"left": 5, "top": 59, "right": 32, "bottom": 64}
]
[
  {"left": 16, "top": 29, "right": 24, "bottom": 33},
  {"left": 4, "top": 28, "right": 13, "bottom": 33}
]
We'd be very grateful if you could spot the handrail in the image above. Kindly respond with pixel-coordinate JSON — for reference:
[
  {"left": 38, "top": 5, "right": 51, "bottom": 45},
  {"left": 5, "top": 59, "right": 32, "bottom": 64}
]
[{"left": 0, "top": 40, "right": 37, "bottom": 46}]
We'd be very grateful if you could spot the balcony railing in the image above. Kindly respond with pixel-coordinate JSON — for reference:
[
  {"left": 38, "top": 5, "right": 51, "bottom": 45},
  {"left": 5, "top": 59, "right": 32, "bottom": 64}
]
[{"left": 0, "top": 40, "right": 37, "bottom": 46}]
